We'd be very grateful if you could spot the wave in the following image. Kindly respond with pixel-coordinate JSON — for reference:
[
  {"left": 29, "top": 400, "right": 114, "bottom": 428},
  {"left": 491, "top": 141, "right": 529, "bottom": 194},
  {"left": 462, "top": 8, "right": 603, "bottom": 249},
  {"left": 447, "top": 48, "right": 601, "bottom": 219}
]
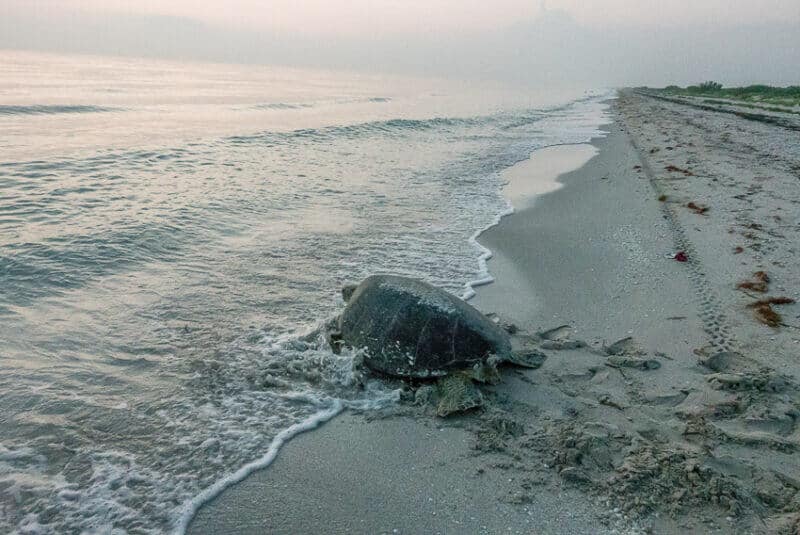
[
  {"left": 0, "top": 146, "right": 202, "bottom": 178},
  {"left": 230, "top": 98, "right": 613, "bottom": 147},
  {"left": 0, "top": 223, "right": 190, "bottom": 306},
  {"left": 227, "top": 114, "right": 492, "bottom": 145},
  {"left": 0, "top": 105, "right": 119, "bottom": 116},
  {"left": 250, "top": 97, "right": 391, "bottom": 112},
  {"left": 252, "top": 102, "right": 315, "bottom": 111}
]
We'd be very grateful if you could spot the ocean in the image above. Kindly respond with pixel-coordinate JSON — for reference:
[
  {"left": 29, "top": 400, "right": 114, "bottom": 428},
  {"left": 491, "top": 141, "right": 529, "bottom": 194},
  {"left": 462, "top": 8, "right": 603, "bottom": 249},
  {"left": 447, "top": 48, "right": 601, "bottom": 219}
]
[{"left": 0, "top": 50, "right": 610, "bottom": 533}]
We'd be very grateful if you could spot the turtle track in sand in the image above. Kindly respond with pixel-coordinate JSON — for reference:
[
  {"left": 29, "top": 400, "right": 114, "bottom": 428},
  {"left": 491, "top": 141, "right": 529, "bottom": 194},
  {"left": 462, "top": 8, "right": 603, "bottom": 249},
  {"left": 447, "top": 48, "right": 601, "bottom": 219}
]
[{"left": 620, "top": 118, "right": 737, "bottom": 354}]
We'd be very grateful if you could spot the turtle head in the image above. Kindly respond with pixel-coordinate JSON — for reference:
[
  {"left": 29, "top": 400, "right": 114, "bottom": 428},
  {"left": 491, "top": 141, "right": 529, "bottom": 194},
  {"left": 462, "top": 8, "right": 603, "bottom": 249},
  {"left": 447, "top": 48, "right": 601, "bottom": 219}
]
[{"left": 341, "top": 283, "right": 358, "bottom": 303}]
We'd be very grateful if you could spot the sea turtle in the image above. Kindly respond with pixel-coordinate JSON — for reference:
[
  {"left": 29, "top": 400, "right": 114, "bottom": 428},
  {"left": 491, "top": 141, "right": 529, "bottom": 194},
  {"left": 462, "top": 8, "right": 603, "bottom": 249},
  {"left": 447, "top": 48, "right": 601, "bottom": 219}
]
[{"left": 331, "top": 275, "right": 547, "bottom": 415}]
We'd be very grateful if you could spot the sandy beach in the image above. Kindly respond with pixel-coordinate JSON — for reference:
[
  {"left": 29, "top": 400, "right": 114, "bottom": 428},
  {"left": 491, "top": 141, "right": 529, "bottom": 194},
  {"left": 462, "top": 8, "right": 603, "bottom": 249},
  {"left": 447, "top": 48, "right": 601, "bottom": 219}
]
[
  {"left": 189, "top": 92, "right": 800, "bottom": 534},
  {"left": 5, "top": 4, "right": 799, "bottom": 532}
]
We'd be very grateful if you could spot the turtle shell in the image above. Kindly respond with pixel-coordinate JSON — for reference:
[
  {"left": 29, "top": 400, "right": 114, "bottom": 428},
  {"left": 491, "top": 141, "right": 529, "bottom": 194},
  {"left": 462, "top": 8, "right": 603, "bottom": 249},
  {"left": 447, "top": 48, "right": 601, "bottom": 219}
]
[{"left": 339, "top": 275, "right": 512, "bottom": 378}]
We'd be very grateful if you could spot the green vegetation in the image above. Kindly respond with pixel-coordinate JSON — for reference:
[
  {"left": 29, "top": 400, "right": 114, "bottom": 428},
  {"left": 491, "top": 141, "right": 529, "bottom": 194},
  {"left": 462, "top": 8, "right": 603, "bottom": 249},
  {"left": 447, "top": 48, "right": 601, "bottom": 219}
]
[
  {"left": 657, "top": 82, "right": 800, "bottom": 110},
  {"left": 701, "top": 98, "right": 800, "bottom": 115},
  {"left": 697, "top": 81, "right": 723, "bottom": 91}
]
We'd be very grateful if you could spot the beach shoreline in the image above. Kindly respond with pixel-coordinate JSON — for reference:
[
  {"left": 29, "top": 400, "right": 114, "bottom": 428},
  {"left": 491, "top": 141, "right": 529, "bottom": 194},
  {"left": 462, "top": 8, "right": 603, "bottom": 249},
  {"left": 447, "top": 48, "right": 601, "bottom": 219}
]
[
  {"left": 188, "top": 126, "right": 616, "bottom": 535},
  {"left": 189, "top": 92, "right": 800, "bottom": 534}
]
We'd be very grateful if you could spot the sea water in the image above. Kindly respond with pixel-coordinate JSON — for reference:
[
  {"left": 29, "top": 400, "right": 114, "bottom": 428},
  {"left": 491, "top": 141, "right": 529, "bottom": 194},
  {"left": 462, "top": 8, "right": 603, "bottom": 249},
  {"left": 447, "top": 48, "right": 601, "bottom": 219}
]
[{"left": 0, "top": 50, "right": 610, "bottom": 533}]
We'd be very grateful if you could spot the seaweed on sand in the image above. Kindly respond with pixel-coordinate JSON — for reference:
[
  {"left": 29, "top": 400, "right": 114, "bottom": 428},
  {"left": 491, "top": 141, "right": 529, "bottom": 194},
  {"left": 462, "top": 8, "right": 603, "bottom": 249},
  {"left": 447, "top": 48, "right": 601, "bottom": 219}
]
[
  {"left": 737, "top": 271, "right": 770, "bottom": 293},
  {"left": 687, "top": 201, "right": 709, "bottom": 214},
  {"left": 665, "top": 165, "right": 695, "bottom": 176},
  {"left": 746, "top": 296, "right": 796, "bottom": 328}
]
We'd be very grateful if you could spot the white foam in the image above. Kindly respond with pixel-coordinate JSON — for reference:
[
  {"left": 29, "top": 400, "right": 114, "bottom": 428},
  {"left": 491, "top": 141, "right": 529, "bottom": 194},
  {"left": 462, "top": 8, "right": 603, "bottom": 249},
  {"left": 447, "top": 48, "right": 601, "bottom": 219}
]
[
  {"left": 174, "top": 401, "right": 343, "bottom": 534},
  {"left": 461, "top": 197, "right": 514, "bottom": 301},
  {"left": 174, "top": 386, "right": 401, "bottom": 534}
]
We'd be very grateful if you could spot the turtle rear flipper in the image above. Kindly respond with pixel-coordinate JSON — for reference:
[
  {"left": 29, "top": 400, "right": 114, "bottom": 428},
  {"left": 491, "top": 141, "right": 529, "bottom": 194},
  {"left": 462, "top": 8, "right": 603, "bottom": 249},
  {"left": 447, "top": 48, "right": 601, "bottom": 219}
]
[{"left": 436, "top": 374, "right": 483, "bottom": 417}]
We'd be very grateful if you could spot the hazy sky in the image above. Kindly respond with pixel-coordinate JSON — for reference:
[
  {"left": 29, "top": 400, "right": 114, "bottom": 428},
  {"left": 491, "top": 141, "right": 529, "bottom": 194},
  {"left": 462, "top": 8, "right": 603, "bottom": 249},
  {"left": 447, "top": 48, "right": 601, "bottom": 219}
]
[
  {"left": 2, "top": 1, "right": 799, "bottom": 86},
  {"left": 8, "top": 0, "right": 800, "bottom": 33}
]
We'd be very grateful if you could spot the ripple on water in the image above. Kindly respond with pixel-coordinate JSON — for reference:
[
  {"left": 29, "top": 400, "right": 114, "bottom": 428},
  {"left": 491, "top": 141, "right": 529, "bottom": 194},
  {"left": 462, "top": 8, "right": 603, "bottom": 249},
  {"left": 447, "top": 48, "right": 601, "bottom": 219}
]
[{"left": 0, "top": 91, "right": 612, "bottom": 533}]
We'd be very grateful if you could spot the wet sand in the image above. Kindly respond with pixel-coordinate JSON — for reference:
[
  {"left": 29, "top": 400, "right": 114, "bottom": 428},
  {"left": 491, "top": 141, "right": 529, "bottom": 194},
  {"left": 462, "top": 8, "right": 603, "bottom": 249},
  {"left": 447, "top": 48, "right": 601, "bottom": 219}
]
[
  {"left": 189, "top": 94, "right": 800, "bottom": 534},
  {"left": 501, "top": 143, "right": 598, "bottom": 208}
]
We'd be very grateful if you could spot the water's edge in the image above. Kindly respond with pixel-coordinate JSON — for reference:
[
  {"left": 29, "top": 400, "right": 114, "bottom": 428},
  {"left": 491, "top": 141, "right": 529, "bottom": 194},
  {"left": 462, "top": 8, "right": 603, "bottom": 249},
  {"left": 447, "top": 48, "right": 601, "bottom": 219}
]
[{"left": 180, "top": 133, "right": 613, "bottom": 534}]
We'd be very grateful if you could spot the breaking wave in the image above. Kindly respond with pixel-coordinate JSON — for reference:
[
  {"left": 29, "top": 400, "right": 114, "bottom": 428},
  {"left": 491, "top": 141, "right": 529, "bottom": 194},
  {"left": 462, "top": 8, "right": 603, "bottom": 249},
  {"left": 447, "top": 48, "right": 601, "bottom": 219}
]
[{"left": 0, "top": 104, "right": 119, "bottom": 116}]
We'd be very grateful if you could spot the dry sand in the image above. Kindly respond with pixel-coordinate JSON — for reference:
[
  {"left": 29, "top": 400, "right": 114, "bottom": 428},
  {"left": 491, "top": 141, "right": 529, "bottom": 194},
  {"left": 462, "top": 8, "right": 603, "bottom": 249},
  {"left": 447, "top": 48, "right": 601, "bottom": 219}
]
[{"left": 189, "top": 93, "right": 800, "bottom": 534}]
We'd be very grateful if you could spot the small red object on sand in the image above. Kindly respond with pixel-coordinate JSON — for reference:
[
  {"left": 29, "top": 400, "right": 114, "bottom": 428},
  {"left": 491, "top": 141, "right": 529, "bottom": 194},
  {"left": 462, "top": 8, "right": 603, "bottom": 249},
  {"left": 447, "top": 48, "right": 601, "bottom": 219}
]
[{"left": 674, "top": 251, "right": 688, "bottom": 262}]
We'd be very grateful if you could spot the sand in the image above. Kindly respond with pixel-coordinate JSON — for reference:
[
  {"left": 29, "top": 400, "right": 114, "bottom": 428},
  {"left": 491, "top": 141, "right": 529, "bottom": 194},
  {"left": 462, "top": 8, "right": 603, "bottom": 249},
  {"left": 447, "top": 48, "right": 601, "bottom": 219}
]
[
  {"left": 189, "top": 94, "right": 800, "bottom": 534},
  {"left": 187, "top": 412, "right": 613, "bottom": 534}
]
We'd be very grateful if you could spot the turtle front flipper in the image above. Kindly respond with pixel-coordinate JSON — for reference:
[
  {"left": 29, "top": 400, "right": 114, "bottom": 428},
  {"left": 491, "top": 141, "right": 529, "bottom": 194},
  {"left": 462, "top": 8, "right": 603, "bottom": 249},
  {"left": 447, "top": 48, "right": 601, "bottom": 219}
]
[{"left": 327, "top": 329, "right": 344, "bottom": 354}]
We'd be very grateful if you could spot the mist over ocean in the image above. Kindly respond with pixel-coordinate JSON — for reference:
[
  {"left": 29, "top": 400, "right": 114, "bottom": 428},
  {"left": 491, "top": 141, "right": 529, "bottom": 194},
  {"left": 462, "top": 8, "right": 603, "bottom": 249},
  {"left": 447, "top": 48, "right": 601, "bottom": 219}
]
[{"left": 0, "top": 51, "right": 609, "bottom": 533}]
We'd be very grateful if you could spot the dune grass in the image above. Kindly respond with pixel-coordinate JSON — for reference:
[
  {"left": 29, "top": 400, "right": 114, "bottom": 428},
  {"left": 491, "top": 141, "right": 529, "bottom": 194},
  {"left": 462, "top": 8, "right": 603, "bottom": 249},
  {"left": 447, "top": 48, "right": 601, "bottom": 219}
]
[{"left": 657, "top": 83, "right": 800, "bottom": 110}]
